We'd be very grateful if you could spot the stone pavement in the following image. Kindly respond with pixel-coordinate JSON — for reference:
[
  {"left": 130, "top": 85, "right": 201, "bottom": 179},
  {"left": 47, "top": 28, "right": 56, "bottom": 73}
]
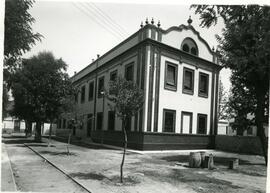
[
  {"left": 30, "top": 137, "right": 266, "bottom": 193},
  {"left": 2, "top": 136, "right": 89, "bottom": 193},
  {"left": 1, "top": 143, "right": 17, "bottom": 191}
]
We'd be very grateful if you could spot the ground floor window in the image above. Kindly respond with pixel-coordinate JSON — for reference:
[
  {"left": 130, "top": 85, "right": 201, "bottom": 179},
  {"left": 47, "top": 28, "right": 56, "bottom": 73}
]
[
  {"left": 108, "top": 111, "right": 115, "bottom": 131},
  {"left": 96, "top": 112, "right": 103, "bottom": 130},
  {"left": 163, "top": 109, "right": 176, "bottom": 132},
  {"left": 197, "top": 114, "right": 207, "bottom": 134},
  {"left": 125, "top": 116, "right": 132, "bottom": 131},
  {"left": 87, "top": 114, "right": 93, "bottom": 136}
]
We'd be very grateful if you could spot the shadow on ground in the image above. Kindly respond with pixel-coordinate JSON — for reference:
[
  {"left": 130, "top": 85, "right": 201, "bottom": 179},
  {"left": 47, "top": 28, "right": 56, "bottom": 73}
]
[
  {"left": 70, "top": 172, "right": 107, "bottom": 180},
  {"left": 38, "top": 150, "right": 77, "bottom": 156}
]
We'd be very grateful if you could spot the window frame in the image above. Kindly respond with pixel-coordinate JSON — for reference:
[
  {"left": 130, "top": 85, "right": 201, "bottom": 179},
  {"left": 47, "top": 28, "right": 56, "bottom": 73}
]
[
  {"left": 197, "top": 114, "right": 208, "bottom": 135},
  {"left": 125, "top": 62, "right": 134, "bottom": 81},
  {"left": 88, "top": 81, "right": 94, "bottom": 101},
  {"left": 182, "top": 67, "right": 194, "bottom": 95},
  {"left": 107, "top": 111, "right": 115, "bottom": 131},
  {"left": 81, "top": 85, "right": 86, "bottom": 103},
  {"left": 181, "top": 111, "right": 193, "bottom": 134},
  {"left": 198, "top": 72, "right": 209, "bottom": 98},
  {"left": 164, "top": 61, "right": 178, "bottom": 91},
  {"left": 97, "top": 76, "right": 105, "bottom": 98},
  {"left": 96, "top": 112, "right": 103, "bottom": 131},
  {"left": 110, "top": 70, "right": 118, "bottom": 81},
  {"left": 162, "top": 109, "right": 176, "bottom": 133}
]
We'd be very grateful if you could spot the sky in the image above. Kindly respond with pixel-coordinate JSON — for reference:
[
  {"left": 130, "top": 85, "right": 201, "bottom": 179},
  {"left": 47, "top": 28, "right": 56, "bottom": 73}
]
[{"left": 22, "top": 1, "right": 231, "bottom": 90}]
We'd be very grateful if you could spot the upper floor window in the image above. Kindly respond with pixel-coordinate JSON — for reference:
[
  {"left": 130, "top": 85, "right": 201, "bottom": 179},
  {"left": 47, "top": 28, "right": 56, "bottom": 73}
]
[
  {"left": 165, "top": 61, "right": 178, "bottom": 91},
  {"left": 181, "top": 38, "right": 198, "bottom": 56},
  {"left": 198, "top": 72, "right": 209, "bottom": 97},
  {"left": 81, "top": 85, "right": 85, "bottom": 103},
  {"left": 98, "top": 77, "right": 104, "bottom": 98},
  {"left": 183, "top": 67, "right": 194, "bottom": 95},
  {"left": 125, "top": 63, "right": 134, "bottom": 81},
  {"left": 110, "top": 70, "right": 117, "bottom": 81},
  {"left": 88, "top": 81, "right": 94, "bottom": 101}
]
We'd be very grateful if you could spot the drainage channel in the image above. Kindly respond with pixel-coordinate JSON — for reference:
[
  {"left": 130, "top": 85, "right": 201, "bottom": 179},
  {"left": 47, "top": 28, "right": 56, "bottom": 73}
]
[{"left": 24, "top": 143, "right": 92, "bottom": 193}]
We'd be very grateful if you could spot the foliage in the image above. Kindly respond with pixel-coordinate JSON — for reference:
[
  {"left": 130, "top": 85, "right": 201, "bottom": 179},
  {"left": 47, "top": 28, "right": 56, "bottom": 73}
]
[
  {"left": 192, "top": 5, "right": 270, "bottom": 164},
  {"left": 218, "top": 80, "right": 229, "bottom": 120},
  {"left": 107, "top": 77, "right": 144, "bottom": 120},
  {"left": 107, "top": 77, "right": 144, "bottom": 183},
  {"left": 4, "top": 0, "right": 42, "bottom": 72},
  {"left": 11, "top": 51, "right": 74, "bottom": 140}
]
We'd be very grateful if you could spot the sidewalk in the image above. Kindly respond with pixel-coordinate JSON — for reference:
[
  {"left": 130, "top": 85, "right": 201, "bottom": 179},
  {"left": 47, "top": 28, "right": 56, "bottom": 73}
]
[
  {"left": 1, "top": 143, "right": 17, "bottom": 192},
  {"left": 26, "top": 137, "right": 266, "bottom": 193}
]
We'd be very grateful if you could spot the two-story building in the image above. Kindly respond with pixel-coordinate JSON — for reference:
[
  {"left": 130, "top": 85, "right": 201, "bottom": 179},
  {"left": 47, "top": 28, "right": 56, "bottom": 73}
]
[{"left": 56, "top": 18, "right": 222, "bottom": 150}]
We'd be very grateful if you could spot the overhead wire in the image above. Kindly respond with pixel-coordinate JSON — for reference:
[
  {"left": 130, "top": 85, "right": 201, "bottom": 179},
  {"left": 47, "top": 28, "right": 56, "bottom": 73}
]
[{"left": 71, "top": 2, "right": 124, "bottom": 41}]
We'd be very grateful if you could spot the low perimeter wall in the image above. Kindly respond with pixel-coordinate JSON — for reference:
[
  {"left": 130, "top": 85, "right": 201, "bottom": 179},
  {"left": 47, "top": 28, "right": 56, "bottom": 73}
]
[{"left": 215, "top": 135, "right": 264, "bottom": 155}]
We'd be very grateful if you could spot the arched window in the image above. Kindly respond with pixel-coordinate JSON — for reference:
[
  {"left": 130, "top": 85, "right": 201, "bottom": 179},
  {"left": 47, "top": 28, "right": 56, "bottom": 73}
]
[
  {"left": 181, "top": 38, "right": 198, "bottom": 56},
  {"left": 183, "top": 44, "right": 189, "bottom": 53}
]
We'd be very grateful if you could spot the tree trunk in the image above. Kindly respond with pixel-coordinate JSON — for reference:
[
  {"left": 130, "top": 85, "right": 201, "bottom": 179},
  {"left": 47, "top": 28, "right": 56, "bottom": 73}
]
[
  {"left": 48, "top": 122, "right": 52, "bottom": 147},
  {"left": 67, "top": 129, "right": 72, "bottom": 155},
  {"left": 255, "top": 90, "right": 268, "bottom": 165},
  {"left": 120, "top": 119, "right": 127, "bottom": 183},
  {"left": 35, "top": 121, "right": 42, "bottom": 142}
]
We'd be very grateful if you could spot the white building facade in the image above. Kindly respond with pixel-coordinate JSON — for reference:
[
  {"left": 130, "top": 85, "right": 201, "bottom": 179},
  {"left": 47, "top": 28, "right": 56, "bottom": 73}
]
[{"left": 57, "top": 19, "right": 222, "bottom": 150}]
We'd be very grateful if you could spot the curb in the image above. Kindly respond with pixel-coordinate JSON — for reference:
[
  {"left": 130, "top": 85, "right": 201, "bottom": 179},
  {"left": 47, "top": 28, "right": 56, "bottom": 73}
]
[
  {"left": 24, "top": 143, "right": 92, "bottom": 193},
  {"left": 3, "top": 144, "right": 18, "bottom": 192}
]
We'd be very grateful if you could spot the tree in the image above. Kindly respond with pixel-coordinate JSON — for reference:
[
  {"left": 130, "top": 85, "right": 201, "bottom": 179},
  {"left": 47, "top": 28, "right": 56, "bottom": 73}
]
[
  {"left": 192, "top": 5, "right": 270, "bottom": 164},
  {"left": 107, "top": 77, "right": 144, "bottom": 183},
  {"left": 11, "top": 51, "right": 74, "bottom": 142},
  {"left": 3, "top": 0, "right": 42, "bottom": 120},
  {"left": 218, "top": 80, "right": 229, "bottom": 120}
]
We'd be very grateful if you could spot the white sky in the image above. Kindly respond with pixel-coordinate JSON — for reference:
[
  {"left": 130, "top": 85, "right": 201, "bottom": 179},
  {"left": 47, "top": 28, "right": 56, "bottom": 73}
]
[{"left": 22, "top": 1, "right": 232, "bottom": 90}]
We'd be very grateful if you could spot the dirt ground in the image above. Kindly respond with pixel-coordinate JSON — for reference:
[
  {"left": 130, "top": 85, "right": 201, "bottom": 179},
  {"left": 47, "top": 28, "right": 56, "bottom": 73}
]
[{"left": 22, "top": 137, "right": 267, "bottom": 193}]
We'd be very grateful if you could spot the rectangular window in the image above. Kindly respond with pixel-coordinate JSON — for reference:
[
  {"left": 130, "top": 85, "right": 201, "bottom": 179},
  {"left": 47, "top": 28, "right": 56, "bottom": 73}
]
[
  {"left": 110, "top": 70, "right": 117, "bottom": 81},
  {"left": 98, "top": 77, "right": 104, "bottom": 98},
  {"left": 88, "top": 81, "right": 94, "bottom": 101},
  {"left": 125, "top": 63, "right": 134, "bottom": 81},
  {"left": 108, "top": 111, "right": 115, "bottom": 131},
  {"left": 181, "top": 112, "right": 193, "bottom": 134},
  {"left": 63, "top": 119, "right": 66, "bottom": 129},
  {"left": 183, "top": 67, "right": 194, "bottom": 95},
  {"left": 125, "top": 116, "right": 132, "bottom": 131},
  {"left": 198, "top": 72, "right": 209, "bottom": 97},
  {"left": 165, "top": 61, "right": 178, "bottom": 90},
  {"left": 75, "top": 93, "right": 78, "bottom": 103},
  {"left": 197, "top": 114, "right": 207, "bottom": 134},
  {"left": 58, "top": 119, "right": 62, "bottom": 129},
  {"left": 96, "top": 112, "right": 103, "bottom": 130},
  {"left": 81, "top": 85, "right": 85, "bottom": 103},
  {"left": 163, "top": 109, "right": 176, "bottom": 132}
]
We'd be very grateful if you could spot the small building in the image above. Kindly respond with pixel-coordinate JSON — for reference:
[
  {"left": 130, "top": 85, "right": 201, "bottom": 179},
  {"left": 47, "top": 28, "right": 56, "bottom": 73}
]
[{"left": 57, "top": 18, "right": 222, "bottom": 150}]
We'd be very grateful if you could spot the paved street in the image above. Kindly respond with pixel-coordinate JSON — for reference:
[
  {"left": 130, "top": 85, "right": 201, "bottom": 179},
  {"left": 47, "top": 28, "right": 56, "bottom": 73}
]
[
  {"left": 1, "top": 135, "right": 88, "bottom": 192},
  {"left": 1, "top": 134, "right": 267, "bottom": 193}
]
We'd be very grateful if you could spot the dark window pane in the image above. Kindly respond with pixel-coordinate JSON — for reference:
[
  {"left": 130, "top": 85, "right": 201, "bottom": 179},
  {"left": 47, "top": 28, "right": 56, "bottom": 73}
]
[
  {"left": 97, "top": 112, "right": 103, "bottom": 130},
  {"left": 164, "top": 111, "right": 175, "bottom": 132},
  {"left": 108, "top": 111, "right": 115, "bottom": 131},
  {"left": 125, "top": 64, "right": 134, "bottom": 81},
  {"left": 199, "top": 74, "right": 208, "bottom": 95},
  {"left": 125, "top": 116, "right": 132, "bottom": 131},
  {"left": 110, "top": 71, "right": 117, "bottom": 81},
  {"left": 184, "top": 70, "right": 193, "bottom": 90},
  {"left": 198, "top": 115, "right": 207, "bottom": 134},
  {"left": 81, "top": 86, "right": 85, "bottom": 103},
  {"left": 191, "top": 47, "right": 197, "bottom": 55},
  {"left": 183, "top": 44, "right": 189, "bottom": 52},
  {"left": 98, "top": 77, "right": 104, "bottom": 98},
  {"left": 88, "top": 82, "right": 94, "bottom": 101},
  {"left": 167, "top": 65, "right": 176, "bottom": 86}
]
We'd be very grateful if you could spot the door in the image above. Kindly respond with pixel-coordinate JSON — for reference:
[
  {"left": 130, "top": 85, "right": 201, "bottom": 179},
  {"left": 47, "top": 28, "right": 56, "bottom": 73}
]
[
  {"left": 14, "top": 120, "right": 20, "bottom": 132},
  {"left": 87, "top": 114, "right": 93, "bottom": 137},
  {"left": 181, "top": 112, "right": 193, "bottom": 134}
]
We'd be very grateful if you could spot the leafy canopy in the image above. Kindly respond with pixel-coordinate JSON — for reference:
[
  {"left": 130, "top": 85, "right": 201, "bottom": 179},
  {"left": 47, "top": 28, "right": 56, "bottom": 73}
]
[
  {"left": 107, "top": 77, "right": 144, "bottom": 120},
  {"left": 11, "top": 51, "right": 74, "bottom": 122}
]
